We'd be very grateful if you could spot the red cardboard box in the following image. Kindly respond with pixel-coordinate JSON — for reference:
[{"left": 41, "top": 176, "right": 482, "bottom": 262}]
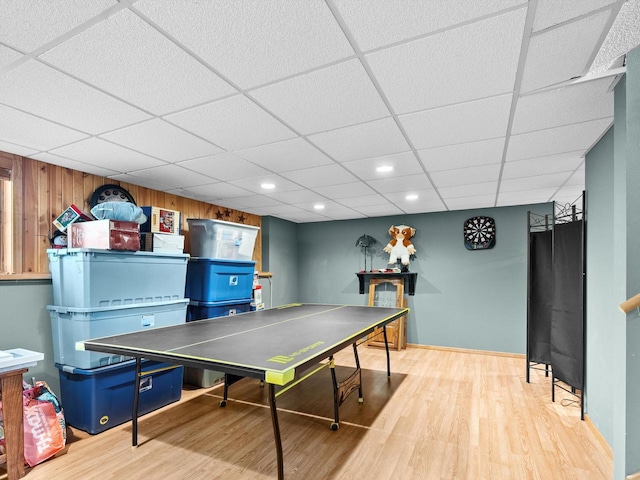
[{"left": 70, "top": 220, "right": 140, "bottom": 251}]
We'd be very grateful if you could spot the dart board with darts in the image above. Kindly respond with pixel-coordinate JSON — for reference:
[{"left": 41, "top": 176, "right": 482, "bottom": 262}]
[{"left": 463, "top": 216, "right": 496, "bottom": 250}]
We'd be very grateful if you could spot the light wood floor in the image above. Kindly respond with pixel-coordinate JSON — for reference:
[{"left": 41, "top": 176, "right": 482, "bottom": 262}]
[{"left": 8, "top": 347, "right": 612, "bottom": 480}]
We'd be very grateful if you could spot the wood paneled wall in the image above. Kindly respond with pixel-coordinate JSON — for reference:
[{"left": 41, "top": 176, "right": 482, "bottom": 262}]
[{"left": 0, "top": 151, "right": 262, "bottom": 276}]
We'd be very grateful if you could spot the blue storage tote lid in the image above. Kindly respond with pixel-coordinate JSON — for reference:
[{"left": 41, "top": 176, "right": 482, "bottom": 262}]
[
  {"left": 188, "top": 298, "right": 253, "bottom": 307},
  {"left": 47, "top": 248, "right": 189, "bottom": 308}
]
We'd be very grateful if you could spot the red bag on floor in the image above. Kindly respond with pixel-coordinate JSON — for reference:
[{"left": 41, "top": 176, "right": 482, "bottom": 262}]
[{"left": 22, "top": 383, "right": 66, "bottom": 467}]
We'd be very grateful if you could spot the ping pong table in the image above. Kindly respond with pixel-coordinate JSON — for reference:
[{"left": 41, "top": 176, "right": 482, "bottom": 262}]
[{"left": 79, "top": 303, "right": 409, "bottom": 479}]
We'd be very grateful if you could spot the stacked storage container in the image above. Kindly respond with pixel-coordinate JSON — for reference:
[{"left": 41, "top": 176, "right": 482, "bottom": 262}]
[
  {"left": 184, "top": 219, "right": 258, "bottom": 387},
  {"left": 47, "top": 247, "right": 189, "bottom": 434}
]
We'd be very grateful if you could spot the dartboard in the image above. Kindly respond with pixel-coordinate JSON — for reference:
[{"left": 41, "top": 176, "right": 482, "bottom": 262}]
[{"left": 463, "top": 216, "right": 496, "bottom": 250}]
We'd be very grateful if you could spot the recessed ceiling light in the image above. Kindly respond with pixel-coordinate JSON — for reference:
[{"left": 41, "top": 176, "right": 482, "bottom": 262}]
[
  {"left": 261, "top": 183, "right": 275, "bottom": 190},
  {"left": 314, "top": 204, "right": 325, "bottom": 210},
  {"left": 406, "top": 194, "right": 419, "bottom": 201},
  {"left": 376, "top": 165, "right": 394, "bottom": 173}
]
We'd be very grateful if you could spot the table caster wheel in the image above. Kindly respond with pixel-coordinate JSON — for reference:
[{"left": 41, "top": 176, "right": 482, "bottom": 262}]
[
  {"left": 330, "top": 422, "right": 339, "bottom": 431},
  {"left": 220, "top": 400, "right": 227, "bottom": 407}
]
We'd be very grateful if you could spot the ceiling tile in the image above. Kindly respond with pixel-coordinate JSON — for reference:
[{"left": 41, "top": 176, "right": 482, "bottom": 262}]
[
  {"left": 225, "top": 195, "right": 285, "bottom": 208},
  {"left": 30, "top": 152, "right": 119, "bottom": 177},
  {"left": 128, "top": 163, "right": 216, "bottom": 188},
  {"left": 0, "top": 44, "right": 23, "bottom": 68},
  {"left": 0, "top": 104, "right": 88, "bottom": 151},
  {"left": 166, "top": 95, "right": 295, "bottom": 151},
  {"left": 101, "top": 119, "right": 222, "bottom": 162},
  {"left": 500, "top": 172, "right": 572, "bottom": 192},
  {"left": 229, "top": 173, "right": 305, "bottom": 194},
  {"left": 400, "top": 94, "right": 512, "bottom": 149},
  {"left": 308, "top": 117, "right": 409, "bottom": 162},
  {"left": 341, "top": 151, "right": 424, "bottom": 180},
  {"left": 180, "top": 183, "right": 253, "bottom": 200},
  {"left": 279, "top": 211, "right": 331, "bottom": 223},
  {"left": 334, "top": 0, "right": 526, "bottom": 51},
  {"left": 39, "top": 9, "right": 236, "bottom": 114},
  {"left": 445, "top": 194, "right": 497, "bottom": 211},
  {"left": 532, "top": 0, "right": 616, "bottom": 32},
  {"left": 266, "top": 189, "right": 328, "bottom": 204},
  {"left": 497, "top": 187, "right": 557, "bottom": 206},
  {"left": 383, "top": 188, "right": 440, "bottom": 204},
  {"left": 513, "top": 78, "right": 614, "bottom": 134},
  {"left": 352, "top": 203, "right": 404, "bottom": 217},
  {"left": 418, "top": 138, "right": 505, "bottom": 171},
  {"left": 0, "top": 60, "right": 151, "bottom": 135},
  {"left": 135, "top": 0, "right": 354, "bottom": 89},
  {"left": 336, "top": 194, "right": 393, "bottom": 208},
  {"left": 507, "top": 118, "right": 612, "bottom": 161},
  {"left": 502, "top": 152, "right": 584, "bottom": 179},
  {"left": 431, "top": 164, "right": 501, "bottom": 188},
  {"left": 366, "top": 173, "right": 434, "bottom": 194},
  {"left": 49, "top": 137, "right": 165, "bottom": 172},
  {"left": 0, "top": 141, "right": 39, "bottom": 157},
  {"left": 590, "top": 0, "right": 640, "bottom": 73},
  {"left": 178, "top": 153, "right": 271, "bottom": 182},
  {"left": 311, "top": 181, "right": 376, "bottom": 199},
  {"left": 439, "top": 181, "right": 498, "bottom": 199},
  {"left": 280, "top": 164, "right": 359, "bottom": 188},
  {"left": 256, "top": 204, "right": 307, "bottom": 216},
  {"left": 0, "top": 0, "right": 116, "bottom": 52},
  {"left": 520, "top": 10, "right": 612, "bottom": 93},
  {"left": 250, "top": 59, "right": 389, "bottom": 134},
  {"left": 366, "top": 8, "right": 526, "bottom": 113},
  {"left": 107, "top": 173, "right": 174, "bottom": 192},
  {"left": 234, "top": 138, "right": 333, "bottom": 172}
]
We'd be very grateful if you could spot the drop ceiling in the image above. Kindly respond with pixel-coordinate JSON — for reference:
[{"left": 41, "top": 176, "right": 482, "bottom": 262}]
[{"left": 0, "top": 0, "right": 637, "bottom": 223}]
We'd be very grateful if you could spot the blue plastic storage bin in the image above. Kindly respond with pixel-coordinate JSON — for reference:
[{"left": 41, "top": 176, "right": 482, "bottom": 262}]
[
  {"left": 47, "top": 248, "right": 189, "bottom": 307},
  {"left": 185, "top": 258, "right": 255, "bottom": 302},
  {"left": 57, "top": 360, "right": 183, "bottom": 434},
  {"left": 186, "top": 298, "right": 253, "bottom": 322},
  {"left": 48, "top": 299, "right": 188, "bottom": 369}
]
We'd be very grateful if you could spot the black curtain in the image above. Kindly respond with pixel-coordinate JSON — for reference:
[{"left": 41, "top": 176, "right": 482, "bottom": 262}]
[
  {"left": 550, "top": 220, "right": 584, "bottom": 390},
  {"left": 528, "top": 230, "right": 553, "bottom": 364}
]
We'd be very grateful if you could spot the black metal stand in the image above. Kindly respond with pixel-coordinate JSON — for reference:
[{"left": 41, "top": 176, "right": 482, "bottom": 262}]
[{"left": 132, "top": 357, "right": 142, "bottom": 447}]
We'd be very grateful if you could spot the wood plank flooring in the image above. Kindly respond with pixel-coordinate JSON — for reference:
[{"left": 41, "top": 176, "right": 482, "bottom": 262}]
[{"left": 6, "top": 347, "right": 612, "bottom": 480}]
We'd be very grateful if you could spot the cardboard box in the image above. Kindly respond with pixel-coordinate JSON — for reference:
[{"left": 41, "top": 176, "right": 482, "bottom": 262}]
[
  {"left": 53, "top": 204, "right": 92, "bottom": 232},
  {"left": 70, "top": 220, "right": 140, "bottom": 251},
  {"left": 140, "top": 206, "right": 181, "bottom": 235},
  {"left": 141, "top": 233, "right": 185, "bottom": 253}
]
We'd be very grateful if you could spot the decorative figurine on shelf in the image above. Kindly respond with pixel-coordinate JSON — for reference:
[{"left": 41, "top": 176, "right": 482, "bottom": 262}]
[
  {"left": 384, "top": 225, "right": 416, "bottom": 270},
  {"left": 355, "top": 234, "right": 378, "bottom": 272}
]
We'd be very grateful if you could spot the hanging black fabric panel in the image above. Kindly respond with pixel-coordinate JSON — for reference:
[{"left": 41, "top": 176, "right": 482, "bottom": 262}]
[
  {"left": 550, "top": 220, "right": 584, "bottom": 390},
  {"left": 528, "top": 230, "right": 553, "bottom": 364}
]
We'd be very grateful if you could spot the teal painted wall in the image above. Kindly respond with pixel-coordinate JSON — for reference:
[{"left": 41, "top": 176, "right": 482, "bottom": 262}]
[
  {"left": 624, "top": 46, "right": 640, "bottom": 477},
  {"left": 0, "top": 281, "right": 58, "bottom": 392},
  {"left": 261, "top": 216, "right": 300, "bottom": 307},
  {"left": 295, "top": 203, "right": 550, "bottom": 353},
  {"left": 585, "top": 125, "right": 616, "bottom": 446}
]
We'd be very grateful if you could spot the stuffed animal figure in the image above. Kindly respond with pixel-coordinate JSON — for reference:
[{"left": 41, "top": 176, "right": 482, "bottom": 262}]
[{"left": 384, "top": 225, "right": 416, "bottom": 265}]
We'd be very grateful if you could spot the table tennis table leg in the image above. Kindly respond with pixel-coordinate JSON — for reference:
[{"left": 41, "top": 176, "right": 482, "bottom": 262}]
[
  {"left": 132, "top": 357, "right": 142, "bottom": 447},
  {"left": 268, "top": 383, "right": 284, "bottom": 480},
  {"left": 383, "top": 325, "right": 391, "bottom": 377}
]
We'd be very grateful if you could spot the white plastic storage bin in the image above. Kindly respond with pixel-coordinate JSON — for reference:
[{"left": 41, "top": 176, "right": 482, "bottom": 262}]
[
  {"left": 187, "top": 219, "right": 259, "bottom": 260},
  {"left": 48, "top": 299, "right": 188, "bottom": 369},
  {"left": 48, "top": 248, "right": 189, "bottom": 307}
]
